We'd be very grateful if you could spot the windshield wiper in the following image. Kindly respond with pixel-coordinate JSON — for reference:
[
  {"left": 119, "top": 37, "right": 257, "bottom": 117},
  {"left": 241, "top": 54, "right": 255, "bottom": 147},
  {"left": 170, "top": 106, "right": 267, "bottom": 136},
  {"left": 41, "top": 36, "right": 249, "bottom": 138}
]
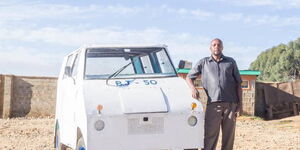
[{"left": 106, "top": 62, "right": 132, "bottom": 86}]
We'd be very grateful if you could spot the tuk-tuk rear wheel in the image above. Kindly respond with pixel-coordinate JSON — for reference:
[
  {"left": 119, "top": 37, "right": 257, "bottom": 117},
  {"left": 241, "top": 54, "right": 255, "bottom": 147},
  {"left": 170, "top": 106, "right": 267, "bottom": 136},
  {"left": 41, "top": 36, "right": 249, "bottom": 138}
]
[{"left": 55, "top": 127, "right": 67, "bottom": 150}]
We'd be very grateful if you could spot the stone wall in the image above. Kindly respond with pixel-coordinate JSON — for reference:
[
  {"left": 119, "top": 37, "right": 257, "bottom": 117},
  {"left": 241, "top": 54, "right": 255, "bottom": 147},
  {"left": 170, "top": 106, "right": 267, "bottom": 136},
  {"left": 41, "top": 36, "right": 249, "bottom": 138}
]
[{"left": 0, "top": 75, "right": 57, "bottom": 118}]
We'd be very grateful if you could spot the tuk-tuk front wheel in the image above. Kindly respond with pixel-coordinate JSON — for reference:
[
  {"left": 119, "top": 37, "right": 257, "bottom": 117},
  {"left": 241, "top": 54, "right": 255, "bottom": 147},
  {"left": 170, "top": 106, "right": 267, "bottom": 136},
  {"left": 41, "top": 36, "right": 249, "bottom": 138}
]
[{"left": 76, "top": 136, "right": 86, "bottom": 150}]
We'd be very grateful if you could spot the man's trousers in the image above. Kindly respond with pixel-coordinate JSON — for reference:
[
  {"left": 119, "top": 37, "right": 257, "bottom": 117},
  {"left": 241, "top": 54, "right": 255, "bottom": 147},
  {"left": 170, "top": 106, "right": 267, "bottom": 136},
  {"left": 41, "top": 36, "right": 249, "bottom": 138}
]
[{"left": 204, "top": 102, "right": 237, "bottom": 150}]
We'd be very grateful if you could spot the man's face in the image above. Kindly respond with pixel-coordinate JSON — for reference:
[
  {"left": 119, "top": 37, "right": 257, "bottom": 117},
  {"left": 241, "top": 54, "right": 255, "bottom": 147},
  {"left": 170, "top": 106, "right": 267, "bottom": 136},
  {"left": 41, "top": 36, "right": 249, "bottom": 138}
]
[{"left": 210, "top": 39, "right": 223, "bottom": 56}]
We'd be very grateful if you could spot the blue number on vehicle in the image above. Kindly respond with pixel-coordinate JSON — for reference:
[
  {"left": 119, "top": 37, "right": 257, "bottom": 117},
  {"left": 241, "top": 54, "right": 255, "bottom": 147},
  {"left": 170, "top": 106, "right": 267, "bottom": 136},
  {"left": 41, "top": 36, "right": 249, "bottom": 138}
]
[
  {"left": 150, "top": 80, "right": 157, "bottom": 85},
  {"left": 143, "top": 80, "right": 157, "bottom": 85}
]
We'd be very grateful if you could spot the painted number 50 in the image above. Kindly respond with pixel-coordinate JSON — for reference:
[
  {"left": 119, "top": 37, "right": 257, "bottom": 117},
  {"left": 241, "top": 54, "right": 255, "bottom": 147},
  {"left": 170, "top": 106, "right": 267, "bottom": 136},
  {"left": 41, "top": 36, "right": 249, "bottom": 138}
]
[{"left": 143, "top": 80, "right": 157, "bottom": 85}]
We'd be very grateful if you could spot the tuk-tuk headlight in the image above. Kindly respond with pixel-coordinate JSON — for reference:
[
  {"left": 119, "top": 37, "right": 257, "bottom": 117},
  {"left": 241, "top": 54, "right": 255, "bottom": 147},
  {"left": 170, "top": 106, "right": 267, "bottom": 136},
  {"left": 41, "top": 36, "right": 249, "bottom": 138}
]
[
  {"left": 188, "top": 116, "right": 197, "bottom": 126},
  {"left": 94, "top": 120, "right": 105, "bottom": 131}
]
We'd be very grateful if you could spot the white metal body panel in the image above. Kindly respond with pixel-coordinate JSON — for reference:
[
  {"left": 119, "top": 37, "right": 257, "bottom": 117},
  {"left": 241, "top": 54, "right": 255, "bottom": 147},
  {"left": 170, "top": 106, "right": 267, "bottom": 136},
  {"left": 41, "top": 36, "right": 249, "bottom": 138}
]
[
  {"left": 55, "top": 45, "right": 204, "bottom": 150},
  {"left": 119, "top": 87, "right": 168, "bottom": 113}
]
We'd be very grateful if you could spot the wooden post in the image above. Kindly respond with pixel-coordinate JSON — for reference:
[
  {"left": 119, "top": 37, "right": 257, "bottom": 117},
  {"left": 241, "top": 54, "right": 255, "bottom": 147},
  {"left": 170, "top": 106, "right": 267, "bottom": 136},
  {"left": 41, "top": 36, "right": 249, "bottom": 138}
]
[
  {"left": 293, "top": 103, "right": 299, "bottom": 116},
  {"left": 0, "top": 75, "right": 4, "bottom": 118},
  {"left": 290, "top": 82, "right": 294, "bottom": 95},
  {"left": 2, "top": 75, "right": 14, "bottom": 118},
  {"left": 266, "top": 105, "right": 273, "bottom": 120}
]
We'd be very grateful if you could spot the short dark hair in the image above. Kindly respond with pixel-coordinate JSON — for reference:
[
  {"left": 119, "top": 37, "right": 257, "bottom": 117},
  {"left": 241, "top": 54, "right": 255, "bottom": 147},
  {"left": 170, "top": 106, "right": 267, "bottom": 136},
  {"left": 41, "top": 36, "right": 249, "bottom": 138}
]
[{"left": 211, "top": 38, "right": 223, "bottom": 45}]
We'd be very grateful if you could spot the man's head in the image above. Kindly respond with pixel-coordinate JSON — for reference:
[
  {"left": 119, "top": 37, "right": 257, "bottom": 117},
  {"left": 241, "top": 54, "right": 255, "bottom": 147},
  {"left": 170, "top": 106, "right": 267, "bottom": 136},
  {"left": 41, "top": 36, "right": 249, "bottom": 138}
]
[{"left": 210, "top": 38, "right": 223, "bottom": 57}]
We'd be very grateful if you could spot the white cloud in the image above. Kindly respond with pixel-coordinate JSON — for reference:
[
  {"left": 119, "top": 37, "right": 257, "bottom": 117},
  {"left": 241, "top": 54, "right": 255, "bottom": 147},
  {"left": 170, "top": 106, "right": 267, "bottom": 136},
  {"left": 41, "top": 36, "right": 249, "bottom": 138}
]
[
  {"left": 190, "top": 10, "right": 214, "bottom": 18},
  {"left": 220, "top": 13, "right": 244, "bottom": 21},
  {"left": 0, "top": 45, "right": 64, "bottom": 76},
  {"left": 289, "top": 0, "right": 300, "bottom": 7},
  {"left": 0, "top": 2, "right": 210, "bottom": 23},
  {"left": 165, "top": 7, "right": 215, "bottom": 19},
  {"left": 224, "top": 44, "right": 262, "bottom": 69},
  {"left": 0, "top": 24, "right": 208, "bottom": 75},
  {"left": 218, "top": 13, "right": 300, "bottom": 26},
  {"left": 0, "top": 27, "right": 167, "bottom": 46},
  {"left": 0, "top": 2, "right": 142, "bottom": 22},
  {"left": 163, "top": 5, "right": 300, "bottom": 26},
  {"left": 1, "top": 1, "right": 299, "bottom": 28},
  {"left": 235, "top": 0, "right": 278, "bottom": 7},
  {"left": 0, "top": 1, "right": 286, "bottom": 76},
  {"left": 0, "top": 24, "right": 260, "bottom": 76},
  {"left": 213, "top": 0, "right": 300, "bottom": 9}
]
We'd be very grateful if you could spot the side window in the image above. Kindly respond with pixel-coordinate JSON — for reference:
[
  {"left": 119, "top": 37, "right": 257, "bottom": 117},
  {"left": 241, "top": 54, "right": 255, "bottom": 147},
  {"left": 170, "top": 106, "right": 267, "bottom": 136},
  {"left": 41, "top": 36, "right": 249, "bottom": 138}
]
[
  {"left": 63, "top": 54, "right": 75, "bottom": 79},
  {"left": 71, "top": 53, "right": 79, "bottom": 77},
  {"left": 149, "top": 53, "right": 161, "bottom": 73},
  {"left": 141, "top": 55, "right": 154, "bottom": 73},
  {"left": 156, "top": 50, "right": 174, "bottom": 73},
  {"left": 241, "top": 80, "right": 250, "bottom": 89},
  {"left": 132, "top": 57, "right": 144, "bottom": 74}
]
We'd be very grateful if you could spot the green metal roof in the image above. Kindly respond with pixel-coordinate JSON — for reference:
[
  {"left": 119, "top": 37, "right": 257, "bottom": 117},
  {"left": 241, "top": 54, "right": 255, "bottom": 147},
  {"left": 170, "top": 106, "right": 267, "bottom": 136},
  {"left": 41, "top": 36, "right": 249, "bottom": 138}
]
[
  {"left": 176, "top": 68, "right": 190, "bottom": 74},
  {"left": 239, "top": 70, "right": 260, "bottom": 75},
  {"left": 176, "top": 68, "right": 260, "bottom": 76}
]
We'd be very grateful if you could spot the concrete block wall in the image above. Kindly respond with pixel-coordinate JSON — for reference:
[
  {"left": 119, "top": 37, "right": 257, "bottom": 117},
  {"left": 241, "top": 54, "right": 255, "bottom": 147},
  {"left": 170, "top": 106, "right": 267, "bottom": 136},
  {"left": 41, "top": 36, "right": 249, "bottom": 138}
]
[
  {"left": 242, "top": 87, "right": 255, "bottom": 115},
  {"left": 178, "top": 73, "right": 257, "bottom": 116},
  {"left": 198, "top": 89, "right": 208, "bottom": 111},
  {"left": 196, "top": 86, "right": 256, "bottom": 116},
  {"left": 0, "top": 73, "right": 258, "bottom": 118},
  {"left": 0, "top": 75, "right": 57, "bottom": 118},
  {"left": 11, "top": 76, "right": 57, "bottom": 117}
]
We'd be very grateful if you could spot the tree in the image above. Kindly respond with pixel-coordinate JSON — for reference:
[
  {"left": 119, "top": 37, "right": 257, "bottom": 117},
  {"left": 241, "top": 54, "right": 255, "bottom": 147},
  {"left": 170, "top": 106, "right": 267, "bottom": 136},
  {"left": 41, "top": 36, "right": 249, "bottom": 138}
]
[{"left": 250, "top": 38, "right": 300, "bottom": 82}]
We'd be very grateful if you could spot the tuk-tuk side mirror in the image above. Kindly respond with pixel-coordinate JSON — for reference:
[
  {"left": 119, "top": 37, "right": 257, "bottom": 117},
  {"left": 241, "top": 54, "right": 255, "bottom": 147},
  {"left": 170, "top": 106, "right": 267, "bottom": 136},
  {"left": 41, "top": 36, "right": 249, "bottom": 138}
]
[
  {"left": 178, "top": 60, "right": 192, "bottom": 69},
  {"left": 64, "top": 66, "right": 72, "bottom": 77}
]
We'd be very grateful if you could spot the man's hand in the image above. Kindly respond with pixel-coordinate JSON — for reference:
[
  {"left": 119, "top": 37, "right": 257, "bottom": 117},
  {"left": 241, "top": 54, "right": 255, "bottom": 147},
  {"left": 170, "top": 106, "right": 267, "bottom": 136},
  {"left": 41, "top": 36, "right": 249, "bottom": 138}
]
[
  {"left": 235, "top": 103, "right": 242, "bottom": 116},
  {"left": 192, "top": 88, "right": 200, "bottom": 99},
  {"left": 186, "top": 77, "right": 200, "bottom": 99},
  {"left": 235, "top": 105, "right": 240, "bottom": 113}
]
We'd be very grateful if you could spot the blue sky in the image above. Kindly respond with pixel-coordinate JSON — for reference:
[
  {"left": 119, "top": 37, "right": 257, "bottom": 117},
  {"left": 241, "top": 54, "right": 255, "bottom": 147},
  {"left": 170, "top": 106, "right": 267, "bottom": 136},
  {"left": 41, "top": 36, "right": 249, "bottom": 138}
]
[{"left": 1, "top": 0, "right": 300, "bottom": 76}]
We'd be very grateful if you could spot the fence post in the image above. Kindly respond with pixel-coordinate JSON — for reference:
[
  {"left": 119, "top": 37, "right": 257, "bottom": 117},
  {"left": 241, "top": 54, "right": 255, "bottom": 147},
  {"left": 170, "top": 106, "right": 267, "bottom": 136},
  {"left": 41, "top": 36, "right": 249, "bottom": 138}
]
[
  {"left": 266, "top": 105, "right": 273, "bottom": 120},
  {"left": 293, "top": 103, "right": 299, "bottom": 116},
  {"left": 0, "top": 75, "right": 4, "bottom": 118},
  {"left": 2, "top": 75, "right": 14, "bottom": 118},
  {"left": 290, "top": 82, "right": 294, "bottom": 95}
]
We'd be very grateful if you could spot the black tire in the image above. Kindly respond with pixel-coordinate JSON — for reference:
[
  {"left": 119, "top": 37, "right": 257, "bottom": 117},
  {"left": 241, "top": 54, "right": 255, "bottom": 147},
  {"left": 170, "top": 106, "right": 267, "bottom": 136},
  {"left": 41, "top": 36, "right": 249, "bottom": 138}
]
[
  {"left": 76, "top": 136, "right": 86, "bottom": 150},
  {"left": 55, "top": 126, "right": 67, "bottom": 150}
]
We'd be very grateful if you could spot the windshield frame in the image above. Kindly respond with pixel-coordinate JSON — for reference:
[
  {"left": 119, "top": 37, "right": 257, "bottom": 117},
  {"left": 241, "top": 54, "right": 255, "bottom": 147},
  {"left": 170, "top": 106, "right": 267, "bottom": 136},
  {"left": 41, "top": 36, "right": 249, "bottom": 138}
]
[{"left": 83, "top": 46, "right": 178, "bottom": 80}]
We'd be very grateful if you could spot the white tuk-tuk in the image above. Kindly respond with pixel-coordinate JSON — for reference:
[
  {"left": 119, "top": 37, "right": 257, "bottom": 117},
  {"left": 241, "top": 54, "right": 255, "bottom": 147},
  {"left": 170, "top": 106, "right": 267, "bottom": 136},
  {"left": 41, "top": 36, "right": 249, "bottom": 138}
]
[{"left": 54, "top": 45, "right": 204, "bottom": 150}]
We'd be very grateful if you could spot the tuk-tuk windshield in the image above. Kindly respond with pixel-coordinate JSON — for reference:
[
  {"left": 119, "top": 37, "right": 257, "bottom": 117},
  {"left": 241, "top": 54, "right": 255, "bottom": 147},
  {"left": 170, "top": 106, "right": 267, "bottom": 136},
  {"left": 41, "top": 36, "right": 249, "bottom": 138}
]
[{"left": 84, "top": 47, "right": 177, "bottom": 79}]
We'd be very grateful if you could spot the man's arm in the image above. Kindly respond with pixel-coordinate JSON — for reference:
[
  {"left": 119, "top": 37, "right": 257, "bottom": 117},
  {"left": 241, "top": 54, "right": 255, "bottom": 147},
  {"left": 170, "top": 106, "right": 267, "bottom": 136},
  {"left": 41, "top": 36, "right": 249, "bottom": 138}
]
[
  {"left": 236, "top": 84, "right": 242, "bottom": 113},
  {"left": 186, "top": 59, "right": 203, "bottom": 99},
  {"left": 231, "top": 58, "right": 243, "bottom": 113},
  {"left": 186, "top": 77, "right": 199, "bottom": 99}
]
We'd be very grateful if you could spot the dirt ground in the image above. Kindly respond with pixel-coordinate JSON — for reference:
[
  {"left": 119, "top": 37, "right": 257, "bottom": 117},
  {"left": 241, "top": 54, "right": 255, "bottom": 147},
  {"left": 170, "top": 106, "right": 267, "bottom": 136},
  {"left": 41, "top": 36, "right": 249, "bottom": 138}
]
[{"left": 0, "top": 116, "right": 299, "bottom": 150}]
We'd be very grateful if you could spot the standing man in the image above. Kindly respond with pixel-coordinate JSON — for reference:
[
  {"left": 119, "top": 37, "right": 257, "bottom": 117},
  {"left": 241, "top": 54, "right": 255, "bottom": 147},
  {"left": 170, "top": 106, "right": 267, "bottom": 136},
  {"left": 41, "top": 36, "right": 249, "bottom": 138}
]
[{"left": 186, "top": 38, "right": 242, "bottom": 150}]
